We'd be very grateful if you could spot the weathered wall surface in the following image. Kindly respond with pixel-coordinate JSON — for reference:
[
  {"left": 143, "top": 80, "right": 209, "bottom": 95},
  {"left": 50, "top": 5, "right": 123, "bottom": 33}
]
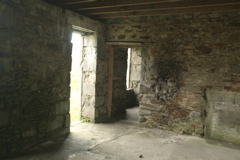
[
  {"left": 105, "top": 11, "right": 240, "bottom": 136},
  {"left": 95, "top": 34, "right": 109, "bottom": 123},
  {"left": 129, "top": 48, "right": 142, "bottom": 101},
  {"left": 81, "top": 34, "right": 98, "bottom": 121},
  {"left": 0, "top": 0, "right": 105, "bottom": 158},
  {"left": 126, "top": 48, "right": 142, "bottom": 108},
  {"left": 129, "top": 48, "right": 141, "bottom": 93},
  {"left": 205, "top": 89, "right": 240, "bottom": 144}
]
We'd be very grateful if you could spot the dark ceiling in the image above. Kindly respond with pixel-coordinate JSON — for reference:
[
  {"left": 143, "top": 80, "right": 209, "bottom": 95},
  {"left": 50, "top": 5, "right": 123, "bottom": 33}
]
[{"left": 43, "top": 0, "right": 240, "bottom": 21}]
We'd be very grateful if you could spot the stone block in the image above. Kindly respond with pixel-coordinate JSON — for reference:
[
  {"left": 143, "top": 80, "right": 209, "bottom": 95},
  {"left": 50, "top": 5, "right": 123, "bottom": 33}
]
[
  {"left": 38, "top": 121, "right": 48, "bottom": 134},
  {"left": 189, "top": 111, "right": 202, "bottom": 124},
  {"left": 99, "top": 106, "right": 108, "bottom": 115},
  {"left": 83, "top": 35, "right": 97, "bottom": 47},
  {"left": 0, "top": 111, "right": 9, "bottom": 126},
  {"left": 171, "top": 122, "right": 195, "bottom": 135},
  {"left": 205, "top": 89, "right": 240, "bottom": 144},
  {"left": 47, "top": 116, "right": 64, "bottom": 132},
  {"left": 82, "top": 95, "right": 95, "bottom": 121},
  {"left": 139, "top": 116, "right": 147, "bottom": 123},
  {"left": 0, "top": 57, "right": 13, "bottom": 77},
  {"left": 213, "top": 101, "right": 225, "bottom": 110},
  {"left": 65, "top": 114, "right": 70, "bottom": 128},
  {"left": 0, "top": 137, "right": 6, "bottom": 159},
  {"left": 83, "top": 71, "right": 96, "bottom": 84},
  {"left": 236, "top": 95, "right": 240, "bottom": 104},
  {"left": 96, "top": 95, "right": 105, "bottom": 107},
  {"left": 227, "top": 31, "right": 240, "bottom": 44},
  {"left": 6, "top": 134, "right": 22, "bottom": 154},
  {"left": 82, "top": 105, "right": 95, "bottom": 122},
  {"left": 130, "top": 65, "right": 141, "bottom": 81},
  {"left": 22, "top": 127, "right": 37, "bottom": 138},
  {"left": 82, "top": 83, "right": 96, "bottom": 95},
  {"left": 55, "top": 100, "right": 70, "bottom": 115},
  {"left": 82, "top": 47, "right": 97, "bottom": 72},
  {"left": 57, "top": 127, "right": 70, "bottom": 136},
  {"left": 0, "top": 4, "right": 15, "bottom": 29},
  {"left": 194, "top": 125, "right": 204, "bottom": 135},
  {"left": 131, "top": 48, "right": 142, "bottom": 65},
  {"left": 139, "top": 108, "right": 151, "bottom": 116},
  {"left": 206, "top": 89, "right": 236, "bottom": 102}
]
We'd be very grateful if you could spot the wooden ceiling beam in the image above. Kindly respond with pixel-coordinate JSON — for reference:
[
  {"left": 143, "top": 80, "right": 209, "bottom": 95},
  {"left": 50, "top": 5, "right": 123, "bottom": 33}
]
[
  {"left": 64, "top": 0, "right": 182, "bottom": 10},
  {"left": 43, "top": 0, "right": 96, "bottom": 5},
  {"left": 80, "top": 0, "right": 240, "bottom": 15},
  {"left": 59, "top": 0, "right": 97, "bottom": 5},
  {"left": 93, "top": 4, "right": 240, "bottom": 19}
]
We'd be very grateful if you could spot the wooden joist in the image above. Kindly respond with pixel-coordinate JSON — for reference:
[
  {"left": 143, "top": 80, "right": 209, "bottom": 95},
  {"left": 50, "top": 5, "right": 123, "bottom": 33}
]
[
  {"left": 43, "top": 0, "right": 240, "bottom": 19},
  {"left": 63, "top": 0, "right": 181, "bottom": 10},
  {"left": 79, "top": 0, "right": 240, "bottom": 15},
  {"left": 59, "top": 0, "right": 97, "bottom": 5},
  {"left": 93, "top": 3, "right": 240, "bottom": 19}
]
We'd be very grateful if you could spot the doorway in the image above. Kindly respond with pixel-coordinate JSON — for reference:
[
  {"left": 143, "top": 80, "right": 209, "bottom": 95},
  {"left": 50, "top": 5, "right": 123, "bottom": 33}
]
[
  {"left": 126, "top": 48, "right": 142, "bottom": 122},
  {"left": 126, "top": 48, "right": 141, "bottom": 108},
  {"left": 70, "top": 26, "right": 97, "bottom": 125},
  {"left": 108, "top": 46, "right": 142, "bottom": 122},
  {"left": 70, "top": 31, "right": 83, "bottom": 125}
]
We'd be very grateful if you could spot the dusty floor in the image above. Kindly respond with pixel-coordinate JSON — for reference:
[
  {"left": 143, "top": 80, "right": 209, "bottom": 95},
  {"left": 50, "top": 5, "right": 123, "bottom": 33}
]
[{"left": 6, "top": 107, "right": 240, "bottom": 160}]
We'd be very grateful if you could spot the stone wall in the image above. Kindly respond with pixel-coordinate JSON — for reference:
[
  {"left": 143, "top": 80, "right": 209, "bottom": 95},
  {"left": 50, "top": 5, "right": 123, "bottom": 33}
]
[
  {"left": 126, "top": 48, "right": 141, "bottom": 108},
  {"left": 129, "top": 48, "right": 141, "bottom": 93},
  {"left": 129, "top": 48, "right": 142, "bottom": 102},
  {"left": 81, "top": 34, "right": 98, "bottom": 121},
  {"left": 95, "top": 34, "right": 109, "bottom": 123},
  {"left": 0, "top": 0, "right": 105, "bottom": 158},
  {"left": 105, "top": 11, "right": 240, "bottom": 136},
  {"left": 205, "top": 89, "right": 240, "bottom": 144}
]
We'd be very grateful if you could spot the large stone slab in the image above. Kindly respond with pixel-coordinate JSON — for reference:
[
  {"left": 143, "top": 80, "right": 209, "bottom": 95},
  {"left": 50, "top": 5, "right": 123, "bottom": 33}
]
[{"left": 205, "top": 89, "right": 240, "bottom": 144}]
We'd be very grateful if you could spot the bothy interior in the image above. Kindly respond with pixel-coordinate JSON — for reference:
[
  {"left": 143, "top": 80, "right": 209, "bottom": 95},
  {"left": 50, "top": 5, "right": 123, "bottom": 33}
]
[{"left": 0, "top": 0, "right": 240, "bottom": 158}]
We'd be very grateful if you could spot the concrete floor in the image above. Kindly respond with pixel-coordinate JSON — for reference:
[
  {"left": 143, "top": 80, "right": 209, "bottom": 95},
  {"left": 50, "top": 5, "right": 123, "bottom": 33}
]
[{"left": 6, "top": 107, "right": 240, "bottom": 160}]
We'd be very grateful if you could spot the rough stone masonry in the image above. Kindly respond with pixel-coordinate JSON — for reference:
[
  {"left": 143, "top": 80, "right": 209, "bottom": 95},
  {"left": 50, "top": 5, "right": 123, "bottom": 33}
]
[
  {"left": 105, "top": 11, "right": 240, "bottom": 138},
  {"left": 1, "top": 0, "right": 240, "bottom": 158},
  {"left": 0, "top": 0, "right": 106, "bottom": 158}
]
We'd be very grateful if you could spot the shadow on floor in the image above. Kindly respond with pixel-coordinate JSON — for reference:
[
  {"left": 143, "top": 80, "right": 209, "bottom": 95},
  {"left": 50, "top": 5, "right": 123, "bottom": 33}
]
[
  {"left": 6, "top": 135, "right": 69, "bottom": 160},
  {"left": 109, "top": 106, "right": 139, "bottom": 123},
  {"left": 6, "top": 106, "right": 240, "bottom": 160}
]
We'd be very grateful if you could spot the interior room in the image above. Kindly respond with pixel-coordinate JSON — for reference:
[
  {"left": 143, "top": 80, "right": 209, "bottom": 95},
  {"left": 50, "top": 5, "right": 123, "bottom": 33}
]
[{"left": 1, "top": 0, "right": 240, "bottom": 159}]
